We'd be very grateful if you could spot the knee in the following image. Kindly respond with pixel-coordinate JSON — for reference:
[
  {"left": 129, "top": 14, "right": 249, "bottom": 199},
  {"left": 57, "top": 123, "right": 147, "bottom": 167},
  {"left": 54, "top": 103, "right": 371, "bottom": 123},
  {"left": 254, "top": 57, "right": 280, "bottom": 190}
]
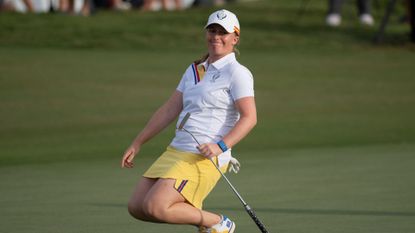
[
  {"left": 128, "top": 202, "right": 147, "bottom": 221},
  {"left": 142, "top": 199, "right": 167, "bottom": 220}
]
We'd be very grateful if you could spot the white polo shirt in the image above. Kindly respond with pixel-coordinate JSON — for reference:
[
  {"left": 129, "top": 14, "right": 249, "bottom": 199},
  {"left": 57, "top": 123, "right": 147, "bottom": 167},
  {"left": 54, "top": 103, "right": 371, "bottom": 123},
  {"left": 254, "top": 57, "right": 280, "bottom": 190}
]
[{"left": 170, "top": 52, "right": 254, "bottom": 166}]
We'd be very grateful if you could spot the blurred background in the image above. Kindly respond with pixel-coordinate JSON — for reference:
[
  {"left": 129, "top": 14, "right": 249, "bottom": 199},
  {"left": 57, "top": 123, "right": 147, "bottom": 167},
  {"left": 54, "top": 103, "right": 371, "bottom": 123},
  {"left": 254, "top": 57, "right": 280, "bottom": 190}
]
[{"left": 1, "top": 1, "right": 415, "bottom": 233}]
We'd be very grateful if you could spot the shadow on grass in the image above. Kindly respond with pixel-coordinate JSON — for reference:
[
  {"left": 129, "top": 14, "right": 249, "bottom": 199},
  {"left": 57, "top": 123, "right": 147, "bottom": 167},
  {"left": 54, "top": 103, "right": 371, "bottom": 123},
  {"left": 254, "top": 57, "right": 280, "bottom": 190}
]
[
  {"left": 210, "top": 207, "right": 415, "bottom": 217},
  {"left": 88, "top": 202, "right": 415, "bottom": 217},
  {"left": 89, "top": 202, "right": 126, "bottom": 208}
]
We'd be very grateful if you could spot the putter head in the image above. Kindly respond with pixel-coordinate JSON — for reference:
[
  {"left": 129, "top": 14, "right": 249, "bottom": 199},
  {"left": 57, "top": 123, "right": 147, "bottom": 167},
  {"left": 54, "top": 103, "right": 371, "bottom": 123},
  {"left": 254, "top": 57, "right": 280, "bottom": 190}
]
[{"left": 178, "top": 112, "right": 191, "bottom": 130}]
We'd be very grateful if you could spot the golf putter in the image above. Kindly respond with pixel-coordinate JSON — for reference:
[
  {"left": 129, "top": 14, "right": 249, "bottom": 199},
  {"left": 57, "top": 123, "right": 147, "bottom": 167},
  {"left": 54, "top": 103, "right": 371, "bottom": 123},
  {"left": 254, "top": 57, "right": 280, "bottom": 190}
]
[{"left": 177, "top": 112, "right": 269, "bottom": 233}]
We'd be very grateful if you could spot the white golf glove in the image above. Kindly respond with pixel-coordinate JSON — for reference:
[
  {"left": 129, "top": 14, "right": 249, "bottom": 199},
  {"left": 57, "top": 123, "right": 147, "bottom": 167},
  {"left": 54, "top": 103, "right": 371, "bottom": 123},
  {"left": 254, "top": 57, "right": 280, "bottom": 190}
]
[{"left": 227, "top": 156, "right": 241, "bottom": 174}]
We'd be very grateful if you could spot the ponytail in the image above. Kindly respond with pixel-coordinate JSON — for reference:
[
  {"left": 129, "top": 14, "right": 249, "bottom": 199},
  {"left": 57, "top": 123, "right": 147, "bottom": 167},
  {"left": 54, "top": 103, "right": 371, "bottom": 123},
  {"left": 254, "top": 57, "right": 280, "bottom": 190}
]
[
  {"left": 233, "top": 47, "right": 240, "bottom": 56},
  {"left": 194, "top": 53, "right": 209, "bottom": 65}
]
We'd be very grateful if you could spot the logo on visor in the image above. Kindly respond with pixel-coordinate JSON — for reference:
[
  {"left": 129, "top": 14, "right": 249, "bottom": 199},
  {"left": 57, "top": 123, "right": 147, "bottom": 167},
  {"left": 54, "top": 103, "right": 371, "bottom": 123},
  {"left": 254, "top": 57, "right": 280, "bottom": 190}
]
[{"left": 216, "top": 11, "right": 227, "bottom": 20}]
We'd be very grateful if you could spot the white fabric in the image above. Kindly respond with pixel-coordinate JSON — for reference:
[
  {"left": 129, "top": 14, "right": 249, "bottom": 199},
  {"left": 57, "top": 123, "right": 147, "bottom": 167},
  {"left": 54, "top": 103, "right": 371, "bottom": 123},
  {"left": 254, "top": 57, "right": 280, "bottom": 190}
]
[
  {"left": 6, "top": 0, "right": 84, "bottom": 13},
  {"left": 171, "top": 53, "right": 254, "bottom": 167},
  {"left": 148, "top": 0, "right": 195, "bottom": 11},
  {"left": 205, "top": 9, "right": 240, "bottom": 34},
  {"left": 227, "top": 156, "right": 241, "bottom": 173}
]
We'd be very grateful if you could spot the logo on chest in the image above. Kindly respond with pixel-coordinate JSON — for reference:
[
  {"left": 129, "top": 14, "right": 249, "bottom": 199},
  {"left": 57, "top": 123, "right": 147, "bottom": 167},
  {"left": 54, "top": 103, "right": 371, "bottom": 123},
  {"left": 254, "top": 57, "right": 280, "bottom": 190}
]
[{"left": 211, "top": 73, "right": 221, "bottom": 83}]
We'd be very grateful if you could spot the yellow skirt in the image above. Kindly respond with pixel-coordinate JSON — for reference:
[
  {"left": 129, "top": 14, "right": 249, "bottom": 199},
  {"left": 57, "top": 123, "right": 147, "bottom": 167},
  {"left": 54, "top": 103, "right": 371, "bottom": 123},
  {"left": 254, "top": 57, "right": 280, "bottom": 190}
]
[{"left": 143, "top": 146, "right": 227, "bottom": 209}]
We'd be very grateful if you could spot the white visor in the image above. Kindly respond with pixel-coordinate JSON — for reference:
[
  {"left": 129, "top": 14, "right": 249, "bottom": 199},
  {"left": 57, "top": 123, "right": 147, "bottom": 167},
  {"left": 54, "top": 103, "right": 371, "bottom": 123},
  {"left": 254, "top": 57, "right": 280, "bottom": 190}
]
[{"left": 205, "top": 9, "right": 240, "bottom": 35}]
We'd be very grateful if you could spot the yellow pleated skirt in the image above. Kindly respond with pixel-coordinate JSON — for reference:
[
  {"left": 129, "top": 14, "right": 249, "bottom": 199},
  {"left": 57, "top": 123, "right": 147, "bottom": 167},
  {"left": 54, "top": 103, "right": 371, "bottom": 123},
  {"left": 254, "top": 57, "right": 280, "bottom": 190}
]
[{"left": 143, "top": 146, "right": 227, "bottom": 209}]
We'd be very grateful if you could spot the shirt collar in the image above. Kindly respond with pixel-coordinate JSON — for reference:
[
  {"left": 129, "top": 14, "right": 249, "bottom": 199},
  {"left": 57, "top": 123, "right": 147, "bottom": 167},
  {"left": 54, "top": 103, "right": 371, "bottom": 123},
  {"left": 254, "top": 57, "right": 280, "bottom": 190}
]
[{"left": 204, "top": 52, "right": 236, "bottom": 71}]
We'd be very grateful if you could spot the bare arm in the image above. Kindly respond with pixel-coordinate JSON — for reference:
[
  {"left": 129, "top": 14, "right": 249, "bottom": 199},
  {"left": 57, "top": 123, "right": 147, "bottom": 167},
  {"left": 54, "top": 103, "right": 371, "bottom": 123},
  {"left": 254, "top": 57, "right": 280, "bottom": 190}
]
[
  {"left": 23, "top": 0, "right": 34, "bottom": 12},
  {"left": 197, "top": 96, "right": 257, "bottom": 158},
  {"left": 222, "top": 96, "right": 257, "bottom": 148},
  {"left": 121, "top": 90, "right": 183, "bottom": 168}
]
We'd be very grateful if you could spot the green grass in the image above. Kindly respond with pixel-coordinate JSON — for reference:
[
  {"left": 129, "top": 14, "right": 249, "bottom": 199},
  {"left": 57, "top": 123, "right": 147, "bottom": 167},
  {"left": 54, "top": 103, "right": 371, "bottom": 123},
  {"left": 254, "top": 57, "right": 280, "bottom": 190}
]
[
  {"left": 1, "top": 48, "right": 414, "bottom": 165},
  {"left": 1, "top": 144, "right": 414, "bottom": 233},
  {"left": 1, "top": 0, "right": 415, "bottom": 232}
]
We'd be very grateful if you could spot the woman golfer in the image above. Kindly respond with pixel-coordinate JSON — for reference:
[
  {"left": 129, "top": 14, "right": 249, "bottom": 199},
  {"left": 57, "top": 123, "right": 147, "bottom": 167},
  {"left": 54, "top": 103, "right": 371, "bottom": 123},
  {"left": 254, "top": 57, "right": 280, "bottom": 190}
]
[{"left": 121, "top": 9, "right": 256, "bottom": 233}]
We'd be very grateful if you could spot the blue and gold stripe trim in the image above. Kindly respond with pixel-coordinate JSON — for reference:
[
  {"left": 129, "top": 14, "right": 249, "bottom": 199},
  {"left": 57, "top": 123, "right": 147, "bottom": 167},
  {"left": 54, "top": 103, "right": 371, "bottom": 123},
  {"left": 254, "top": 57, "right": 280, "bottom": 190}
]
[
  {"left": 177, "top": 180, "right": 188, "bottom": 193},
  {"left": 191, "top": 63, "right": 206, "bottom": 85}
]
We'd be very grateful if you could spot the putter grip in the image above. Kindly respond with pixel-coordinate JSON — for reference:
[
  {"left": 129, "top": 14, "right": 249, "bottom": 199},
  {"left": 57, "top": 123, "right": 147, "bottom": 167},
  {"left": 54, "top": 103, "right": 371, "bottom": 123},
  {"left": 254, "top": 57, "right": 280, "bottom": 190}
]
[
  {"left": 246, "top": 205, "right": 269, "bottom": 233},
  {"left": 178, "top": 113, "right": 191, "bottom": 130}
]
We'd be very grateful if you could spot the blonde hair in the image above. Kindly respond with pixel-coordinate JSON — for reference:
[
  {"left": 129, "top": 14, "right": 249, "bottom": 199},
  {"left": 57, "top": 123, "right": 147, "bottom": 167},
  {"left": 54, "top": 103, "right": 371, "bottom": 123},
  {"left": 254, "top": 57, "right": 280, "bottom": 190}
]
[{"left": 193, "top": 53, "right": 209, "bottom": 65}]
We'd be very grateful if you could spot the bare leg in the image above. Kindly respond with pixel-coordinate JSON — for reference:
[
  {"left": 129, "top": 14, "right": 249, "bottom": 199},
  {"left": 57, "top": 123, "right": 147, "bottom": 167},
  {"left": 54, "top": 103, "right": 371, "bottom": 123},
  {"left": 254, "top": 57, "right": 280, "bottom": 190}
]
[
  {"left": 161, "top": 0, "right": 168, "bottom": 10},
  {"left": 22, "top": 0, "right": 34, "bottom": 12},
  {"left": 128, "top": 177, "right": 221, "bottom": 227},
  {"left": 80, "top": 0, "right": 90, "bottom": 16},
  {"left": 59, "top": 0, "right": 69, "bottom": 12},
  {"left": 142, "top": 0, "right": 154, "bottom": 11},
  {"left": 174, "top": 0, "right": 181, "bottom": 10},
  {"left": 128, "top": 177, "right": 161, "bottom": 222}
]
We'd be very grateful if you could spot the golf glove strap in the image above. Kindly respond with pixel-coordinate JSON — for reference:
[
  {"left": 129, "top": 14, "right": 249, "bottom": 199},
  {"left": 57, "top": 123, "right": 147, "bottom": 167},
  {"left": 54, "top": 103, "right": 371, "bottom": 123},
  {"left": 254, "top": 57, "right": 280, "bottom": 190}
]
[{"left": 228, "top": 157, "right": 241, "bottom": 174}]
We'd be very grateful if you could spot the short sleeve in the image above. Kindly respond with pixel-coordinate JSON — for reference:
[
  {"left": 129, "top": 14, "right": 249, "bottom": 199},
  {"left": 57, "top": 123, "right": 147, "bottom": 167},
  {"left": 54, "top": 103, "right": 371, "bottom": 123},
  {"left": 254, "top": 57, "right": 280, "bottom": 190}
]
[
  {"left": 230, "top": 66, "right": 254, "bottom": 101},
  {"left": 176, "top": 73, "right": 186, "bottom": 93},
  {"left": 176, "top": 65, "right": 192, "bottom": 93}
]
